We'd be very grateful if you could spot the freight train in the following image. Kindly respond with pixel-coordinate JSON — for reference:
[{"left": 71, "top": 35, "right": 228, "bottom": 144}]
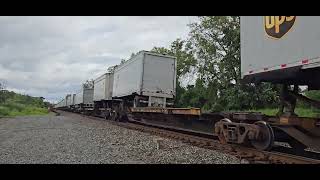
[
  {"left": 55, "top": 51, "right": 176, "bottom": 118},
  {"left": 54, "top": 16, "right": 320, "bottom": 152}
]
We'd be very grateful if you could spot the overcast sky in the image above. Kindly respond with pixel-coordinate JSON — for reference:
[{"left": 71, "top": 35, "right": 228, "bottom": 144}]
[{"left": 0, "top": 16, "right": 197, "bottom": 103}]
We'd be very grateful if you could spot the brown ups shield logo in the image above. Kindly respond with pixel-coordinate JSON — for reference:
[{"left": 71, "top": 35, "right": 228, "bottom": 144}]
[{"left": 264, "top": 16, "right": 296, "bottom": 39}]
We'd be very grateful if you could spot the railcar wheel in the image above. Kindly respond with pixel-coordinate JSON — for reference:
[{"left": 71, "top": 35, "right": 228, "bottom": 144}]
[
  {"left": 119, "top": 112, "right": 128, "bottom": 122},
  {"left": 217, "top": 118, "right": 232, "bottom": 144},
  {"left": 104, "top": 112, "right": 110, "bottom": 120},
  {"left": 110, "top": 111, "right": 118, "bottom": 121},
  {"left": 250, "top": 121, "right": 274, "bottom": 151}
]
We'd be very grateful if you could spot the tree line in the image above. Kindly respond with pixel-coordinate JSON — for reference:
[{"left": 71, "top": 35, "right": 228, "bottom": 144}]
[
  {"left": 148, "top": 16, "right": 319, "bottom": 112},
  {"left": 148, "top": 16, "right": 279, "bottom": 112}
]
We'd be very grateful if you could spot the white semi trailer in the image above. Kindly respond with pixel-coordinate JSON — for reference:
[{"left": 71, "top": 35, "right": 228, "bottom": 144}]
[
  {"left": 241, "top": 16, "right": 320, "bottom": 116},
  {"left": 241, "top": 16, "right": 320, "bottom": 87}
]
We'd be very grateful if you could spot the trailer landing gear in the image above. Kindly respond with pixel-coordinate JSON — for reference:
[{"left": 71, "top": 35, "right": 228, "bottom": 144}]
[{"left": 277, "top": 84, "right": 298, "bottom": 117}]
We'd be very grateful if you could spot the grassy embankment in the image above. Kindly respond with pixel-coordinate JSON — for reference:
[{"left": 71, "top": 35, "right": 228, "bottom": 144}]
[
  {"left": 0, "top": 90, "right": 49, "bottom": 117},
  {"left": 247, "top": 108, "right": 320, "bottom": 118}
]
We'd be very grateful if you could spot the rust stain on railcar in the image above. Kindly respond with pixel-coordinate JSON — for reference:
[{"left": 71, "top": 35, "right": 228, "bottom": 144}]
[{"left": 278, "top": 116, "right": 320, "bottom": 136}]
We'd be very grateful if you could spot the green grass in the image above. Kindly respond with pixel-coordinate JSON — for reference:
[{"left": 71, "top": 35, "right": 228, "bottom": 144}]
[
  {"left": 0, "top": 102, "right": 48, "bottom": 117},
  {"left": 247, "top": 107, "right": 320, "bottom": 118}
]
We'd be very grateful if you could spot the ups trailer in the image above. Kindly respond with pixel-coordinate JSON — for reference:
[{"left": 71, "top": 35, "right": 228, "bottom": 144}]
[{"left": 241, "top": 16, "right": 320, "bottom": 89}]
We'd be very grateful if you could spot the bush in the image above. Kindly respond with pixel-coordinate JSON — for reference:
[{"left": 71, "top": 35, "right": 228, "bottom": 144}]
[{"left": 0, "top": 106, "right": 10, "bottom": 116}]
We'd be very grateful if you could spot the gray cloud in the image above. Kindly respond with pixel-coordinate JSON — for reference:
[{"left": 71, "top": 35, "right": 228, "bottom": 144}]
[{"left": 0, "top": 16, "right": 197, "bottom": 103}]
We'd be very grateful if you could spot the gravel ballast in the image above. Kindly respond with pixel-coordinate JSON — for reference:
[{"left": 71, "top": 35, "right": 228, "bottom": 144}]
[{"left": 0, "top": 112, "right": 241, "bottom": 164}]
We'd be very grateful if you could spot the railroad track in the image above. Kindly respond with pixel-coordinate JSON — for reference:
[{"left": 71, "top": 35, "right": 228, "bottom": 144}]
[
  {"left": 56, "top": 110, "right": 320, "bottom": 164},
  {"left": 120, "top": 120, "right": 320, "bottom": 164}
]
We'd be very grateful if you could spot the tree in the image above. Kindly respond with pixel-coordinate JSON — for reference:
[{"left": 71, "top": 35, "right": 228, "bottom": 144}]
[
  {"left": 130, "top": 52, "right": 136, "bottom": 59},
  {"left": 186, "top": 16, "right": 279, "bottom": 111},
  {"left": 0, "top": 81, "right": 6, "bottom": 104},
  {"left": 120, "top": 59, "right": 126, "bottom": 65},
  {"left": 151, "top": 39, "right": 197, "bottom": 107},
  {"left": 0, "top": 81, "right": 5, "bottom": 91},
  {"left": 107, "top": 65, "right": 118, "bottom": 73},
  {"left": 188, "top": 16, "right": 240, "bottom": 85},
  {"left": 83, "top": 79, "right": 94, "bottom": 89},
  {"left": 152, "top": 39, "right": 197, "bottom": 78}
]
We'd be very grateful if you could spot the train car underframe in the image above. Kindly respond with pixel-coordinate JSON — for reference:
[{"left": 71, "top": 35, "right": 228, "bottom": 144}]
[
  {"left": 73, "top": 103, "right": 94, "bottom": 115},
  {"left": 214, "top": 112, "right": 320, "bottom": 151},
  {"left": 81, "top": 85, "right": 320, "bottom": 152},
  {"left": 213, "top": 83, "right": 320, "bottom": 151},
  {"left": 93, "top": 99, "right": 124, "bottom": 121},
  {"left": 128, "top": 107, "right": 320, "bottom": 152},
  {"left": 93, "top": 94, "right": 174, "bottom": 121},
  {"left": 126, "top": 84, "right": 320, "bottom": 152}
]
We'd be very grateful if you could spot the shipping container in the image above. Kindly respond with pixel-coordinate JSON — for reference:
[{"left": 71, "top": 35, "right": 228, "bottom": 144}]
[
  {"left": 241, "top": 16, "right": 320, "bottom": 89},
  {"left": 74, "top": 88, "right": 94, "bottom": 105},
  {"left": 93, "top": 73, "right": 114, "bottom": 101},
  {"left": 66, "top": 94, "right": 72, "bottom": 106},
  {"left": 112, "top": 51, "right": 176, "bottom": 99},
  {"left": 72, "top": 94, "right": 76, "bottom": 105}
]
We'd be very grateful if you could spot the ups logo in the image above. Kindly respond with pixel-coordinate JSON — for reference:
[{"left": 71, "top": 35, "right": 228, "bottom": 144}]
[{"left": 264, "top": 16, "right": 296, "bottom": 39}]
